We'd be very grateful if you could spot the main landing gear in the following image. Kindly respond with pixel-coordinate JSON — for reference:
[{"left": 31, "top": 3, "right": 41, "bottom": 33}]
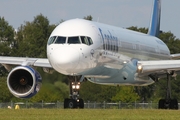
[
  {"left": 158, "top": 73, "right": 178, "bottom": 109},
  {"left": 64, "top": 76, "right": 85, "bottom": 109}
]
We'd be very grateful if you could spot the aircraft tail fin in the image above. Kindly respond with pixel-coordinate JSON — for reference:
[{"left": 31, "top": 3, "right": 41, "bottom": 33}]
[{"left": 148, "top": 0, "right": 161, "bottom": 37}]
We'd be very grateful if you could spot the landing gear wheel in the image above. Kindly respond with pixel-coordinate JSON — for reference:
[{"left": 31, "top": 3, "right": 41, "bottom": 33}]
[
  {"left": 169, "top": 99, "right": 178, "bottom": 110},
  {"left": 64, "top": 98, "right": 77, "bottom": 109},
  {"left": 78, "top": 99, "right": 84, "bottom": 108},
  {"left": 64, "top": 98, "right": 70, "bottom": 109},
  {"left": 68, "top": 99, "right": 77, "bottom": 108},
  {"left": 158, "top": 99, "right": 165, "bottom": 109},
  {"left": 158, "top": 99, "right": 178, "bottom": 109}
]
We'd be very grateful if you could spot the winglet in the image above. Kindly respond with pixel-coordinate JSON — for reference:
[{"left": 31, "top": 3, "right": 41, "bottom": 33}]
[{"left": 148, "top": 0, "right": 161, "bottom": 37}]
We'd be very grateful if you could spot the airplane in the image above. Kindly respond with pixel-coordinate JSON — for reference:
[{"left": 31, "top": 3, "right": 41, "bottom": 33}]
[{"left": 0, "top": 0, "right": 179, "bottom": 109}]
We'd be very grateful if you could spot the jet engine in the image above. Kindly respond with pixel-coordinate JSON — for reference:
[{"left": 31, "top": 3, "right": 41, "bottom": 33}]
[{"left": 7, "top": 66, "right": 42, "bottom": 98}]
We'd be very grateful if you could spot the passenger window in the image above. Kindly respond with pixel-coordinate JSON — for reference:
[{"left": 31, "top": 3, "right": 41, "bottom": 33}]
[
  {"left": 68, "top": 37, "right": 80, "bottom": 44},
  {"left": 47, "top": 36, "right": 57, "bottom": 45},
  {"left": 55, "top": 36, "right": 66, "bottom": 44},
  {"left": 81, "top": 36, "right": 89, "bottom": 45}
]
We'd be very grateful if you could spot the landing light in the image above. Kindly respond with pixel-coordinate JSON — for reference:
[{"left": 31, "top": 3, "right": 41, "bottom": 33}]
[
  {"left": 123, "top": 61, "right": 127, "bottom": 64},
  {"left": 76, "top": 85, "right": 80, "bottom": 89},
  {"left": 138, "top": 65, "right": 142, "bottom": 70},
  {"left": 72, "top": 85, "right": 76, "bottom": 89},
  {"left": 71, "top": 82, "right": 80, "bottom": 90}
]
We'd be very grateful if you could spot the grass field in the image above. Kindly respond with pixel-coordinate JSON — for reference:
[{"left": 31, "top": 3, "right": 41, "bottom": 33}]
[{"left": 0, "top": 109, "right": 180, "bottom": 120}]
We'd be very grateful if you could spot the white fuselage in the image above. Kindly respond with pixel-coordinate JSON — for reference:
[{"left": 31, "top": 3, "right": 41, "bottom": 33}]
[{"left": 47, "top": 19, "right": 170, "bottom": 86}]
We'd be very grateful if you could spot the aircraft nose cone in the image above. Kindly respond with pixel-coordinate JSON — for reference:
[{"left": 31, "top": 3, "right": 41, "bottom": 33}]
[{"left": 50, "top": 47, "right": 80, "bottom": 74}]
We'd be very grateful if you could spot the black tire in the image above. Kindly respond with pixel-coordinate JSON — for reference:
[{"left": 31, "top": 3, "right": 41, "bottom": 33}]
[
  {"left": 68, "top": 99, "right": 77, "bottom": 109},
  {"left": 158, "top": 99, "right": 165, "bottom": 109},
  {"left": 64, "top": 98, "right": 70, "bottom": 109},
  {"left": 169, "top": 99, "right": 178, "bottom": 110},
  {"left": 79, "top": 99, "right": 84, "bottom": 109}
]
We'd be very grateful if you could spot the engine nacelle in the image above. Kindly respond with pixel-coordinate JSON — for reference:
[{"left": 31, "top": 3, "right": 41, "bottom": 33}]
[{"left": 7, "top": 66, "right": 42, "bottom": 98}]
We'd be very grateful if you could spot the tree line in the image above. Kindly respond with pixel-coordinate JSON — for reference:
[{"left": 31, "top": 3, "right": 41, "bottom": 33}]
[{"left": 0, "top": 14, "right": 180, "bottom": 103}]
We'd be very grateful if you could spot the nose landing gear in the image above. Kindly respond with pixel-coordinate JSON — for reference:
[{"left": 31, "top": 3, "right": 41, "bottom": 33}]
[{"left": 64, "top": 76, "right": 84, "bottom": 109}]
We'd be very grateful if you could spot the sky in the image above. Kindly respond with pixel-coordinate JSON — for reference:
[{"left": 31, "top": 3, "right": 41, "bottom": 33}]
[{"left": 0, "top": 0, "right": 180, "bottom": 38}]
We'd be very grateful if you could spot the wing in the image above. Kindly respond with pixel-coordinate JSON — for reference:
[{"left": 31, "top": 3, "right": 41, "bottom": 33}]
[
  {"left": 171, "top": 53, "right": 180, "bottom": 59},
  {"left": 0, "top": 56, "right": 52, "bottom": 71},
  {"left": 137, "top": 59, "right": 180, "bottom": 80}
]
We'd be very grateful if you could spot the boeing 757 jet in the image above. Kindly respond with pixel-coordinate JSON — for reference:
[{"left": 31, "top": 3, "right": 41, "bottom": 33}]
[{"left": 0, "top": 0, "right": 179, "bottom": 109}]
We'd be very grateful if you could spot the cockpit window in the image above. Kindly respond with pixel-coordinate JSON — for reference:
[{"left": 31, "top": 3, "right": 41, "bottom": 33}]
[
  {"left": 87, "top": 37, "right": 93, "bottom": 45},
  {"left": 48, "top": 36, "right": 93, "bottom": 45},
  {"left": 80, "top": 36, "right": 93, "bottom": 46},
  {"left": 67, "top": 36, "right": 80, "bottom": 44},
  {"left": 81, "top": 36, "right": 89, "bottom": 45},
  {"left": 55, "top": 36, "right": 66, "bottom": 44},
  {"left": 47, "top": 36, "right": 57, "bottom": 45}
]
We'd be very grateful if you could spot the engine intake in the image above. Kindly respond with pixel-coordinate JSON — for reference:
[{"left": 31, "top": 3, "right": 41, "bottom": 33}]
[{"left": 7, "top": 66, "right": 42, "bottom": 98}]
